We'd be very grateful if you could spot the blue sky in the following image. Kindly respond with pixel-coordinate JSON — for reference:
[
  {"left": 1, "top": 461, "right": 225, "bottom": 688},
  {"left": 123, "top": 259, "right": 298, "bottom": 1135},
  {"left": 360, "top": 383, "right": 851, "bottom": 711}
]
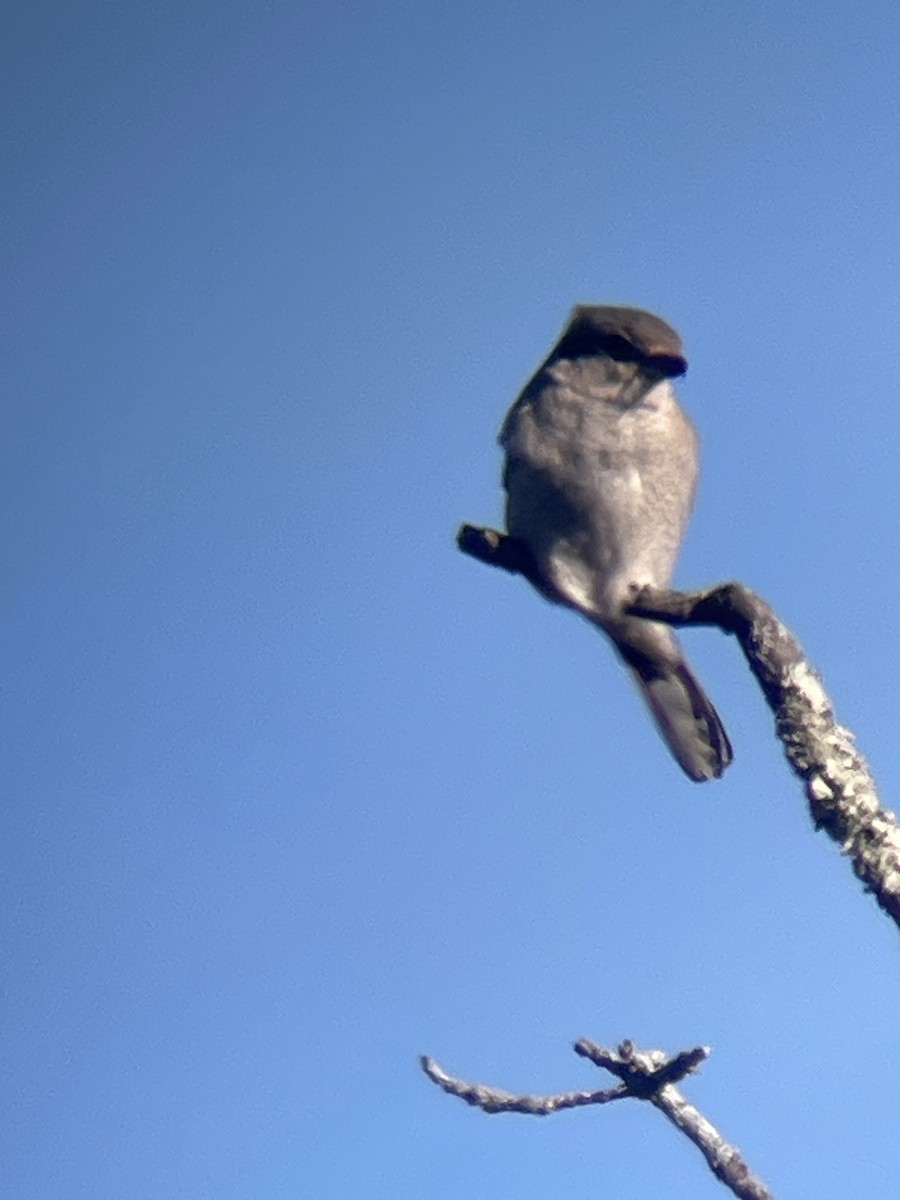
[{"left": 4, "top": 2, "right": 900, "bottom": 1196}]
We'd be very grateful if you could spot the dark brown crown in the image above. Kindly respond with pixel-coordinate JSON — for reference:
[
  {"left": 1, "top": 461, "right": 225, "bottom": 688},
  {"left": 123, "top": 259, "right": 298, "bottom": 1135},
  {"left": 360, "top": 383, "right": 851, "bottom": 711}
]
[{"left": 552, "top": 305, "right": 687, "bottom": 377}]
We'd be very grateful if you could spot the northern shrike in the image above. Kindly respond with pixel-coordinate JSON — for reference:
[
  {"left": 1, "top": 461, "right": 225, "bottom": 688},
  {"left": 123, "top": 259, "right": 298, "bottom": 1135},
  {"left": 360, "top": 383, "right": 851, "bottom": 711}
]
[{"left": 499, "top": 305, "right": 732, "bottom": 781}]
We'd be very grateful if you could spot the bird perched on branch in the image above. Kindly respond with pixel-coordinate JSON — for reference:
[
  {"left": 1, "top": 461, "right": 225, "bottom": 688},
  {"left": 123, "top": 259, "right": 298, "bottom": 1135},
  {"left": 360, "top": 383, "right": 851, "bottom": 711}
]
[{"left": 499, "top": 305, "right": 732, "bottom": 781}]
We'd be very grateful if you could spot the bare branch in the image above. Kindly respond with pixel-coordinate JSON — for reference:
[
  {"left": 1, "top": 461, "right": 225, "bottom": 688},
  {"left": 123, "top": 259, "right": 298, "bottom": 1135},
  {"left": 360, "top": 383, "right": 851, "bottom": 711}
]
[
  {"left": 419, "top": 1055, "right": 626, "bottom": 1114},
  {"left": 456, "top": 524, "right": 557, "bottom": 601},
  {"left": 574, "top": 1040, "right": 772, "bottom": 1199},
  {"left": 456, "top": 523, "right": 900, "bottom": 932},
  {"left": 422, "top": 1038, "right": 775, "bottom": 1200}
]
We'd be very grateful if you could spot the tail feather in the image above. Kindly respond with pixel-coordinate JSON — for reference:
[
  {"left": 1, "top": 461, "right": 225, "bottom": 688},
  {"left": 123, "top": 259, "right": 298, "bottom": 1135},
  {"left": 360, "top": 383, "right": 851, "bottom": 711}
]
[{"left": 627, "top": 657, "right": 732, "bottom": 782}]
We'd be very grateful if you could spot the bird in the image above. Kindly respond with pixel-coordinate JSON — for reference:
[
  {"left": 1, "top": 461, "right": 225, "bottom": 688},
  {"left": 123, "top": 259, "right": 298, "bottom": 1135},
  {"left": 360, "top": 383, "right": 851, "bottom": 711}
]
[{"left": 498, "top": 304, "right": 732, "bottom": 782}]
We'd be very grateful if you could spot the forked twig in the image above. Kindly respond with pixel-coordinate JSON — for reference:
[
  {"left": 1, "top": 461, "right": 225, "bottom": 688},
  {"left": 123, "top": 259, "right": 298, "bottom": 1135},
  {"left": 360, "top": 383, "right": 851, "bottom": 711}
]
[{"left": 422, "top": 1038, "right": 774, "bottom": 1200}]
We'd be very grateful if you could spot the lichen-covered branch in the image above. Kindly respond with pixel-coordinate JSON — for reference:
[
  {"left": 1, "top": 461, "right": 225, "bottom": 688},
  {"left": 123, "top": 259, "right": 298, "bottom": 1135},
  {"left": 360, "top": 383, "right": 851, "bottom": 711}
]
[
  {"left": 422, "top": 1038, "right": 775, "bottom": 1200},
  {"left": 456, "top": 523, "right": 900, "bottom": 932},
  {"left": 628, "top": 581, "right": 900, "bottom": 931}
]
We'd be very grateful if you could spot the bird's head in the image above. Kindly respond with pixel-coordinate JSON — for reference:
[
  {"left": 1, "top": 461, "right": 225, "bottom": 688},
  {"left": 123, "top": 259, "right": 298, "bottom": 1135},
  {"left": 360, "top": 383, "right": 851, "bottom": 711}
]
[{"left": 555, "top": 305, "right": 688, "bottom": 379}]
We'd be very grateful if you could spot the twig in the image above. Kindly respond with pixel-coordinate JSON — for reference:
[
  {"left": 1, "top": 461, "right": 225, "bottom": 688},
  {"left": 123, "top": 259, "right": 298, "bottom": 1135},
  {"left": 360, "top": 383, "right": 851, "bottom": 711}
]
[
  {"left": 422, "top": 1038, "right": 775, "bottom": 1200},
  {"left": 456, "top": 523, "right": 900, "bottom": 932},
  {"left": 420, "top": 1055, "right": 626, "bottom": 1114}
]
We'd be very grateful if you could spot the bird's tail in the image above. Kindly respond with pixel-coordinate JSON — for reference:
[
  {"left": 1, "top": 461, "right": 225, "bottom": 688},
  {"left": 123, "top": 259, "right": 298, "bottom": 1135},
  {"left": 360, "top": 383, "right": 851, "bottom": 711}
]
[{"left": 620, "top": 646, "right": 733, "bottom": 782}]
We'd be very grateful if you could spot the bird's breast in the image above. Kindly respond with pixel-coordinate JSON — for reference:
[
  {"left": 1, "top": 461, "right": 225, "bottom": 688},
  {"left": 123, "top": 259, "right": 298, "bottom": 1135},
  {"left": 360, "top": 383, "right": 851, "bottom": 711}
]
[{"left": 501, "top": 372, "right": 698, "bottom": 614}]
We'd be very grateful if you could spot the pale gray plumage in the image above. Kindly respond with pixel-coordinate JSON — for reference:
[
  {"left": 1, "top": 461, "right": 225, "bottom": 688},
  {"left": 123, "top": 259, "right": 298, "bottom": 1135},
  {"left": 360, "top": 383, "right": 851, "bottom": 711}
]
[{"left": 499, "top": 304, "right": 731, "bottom": 782}]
